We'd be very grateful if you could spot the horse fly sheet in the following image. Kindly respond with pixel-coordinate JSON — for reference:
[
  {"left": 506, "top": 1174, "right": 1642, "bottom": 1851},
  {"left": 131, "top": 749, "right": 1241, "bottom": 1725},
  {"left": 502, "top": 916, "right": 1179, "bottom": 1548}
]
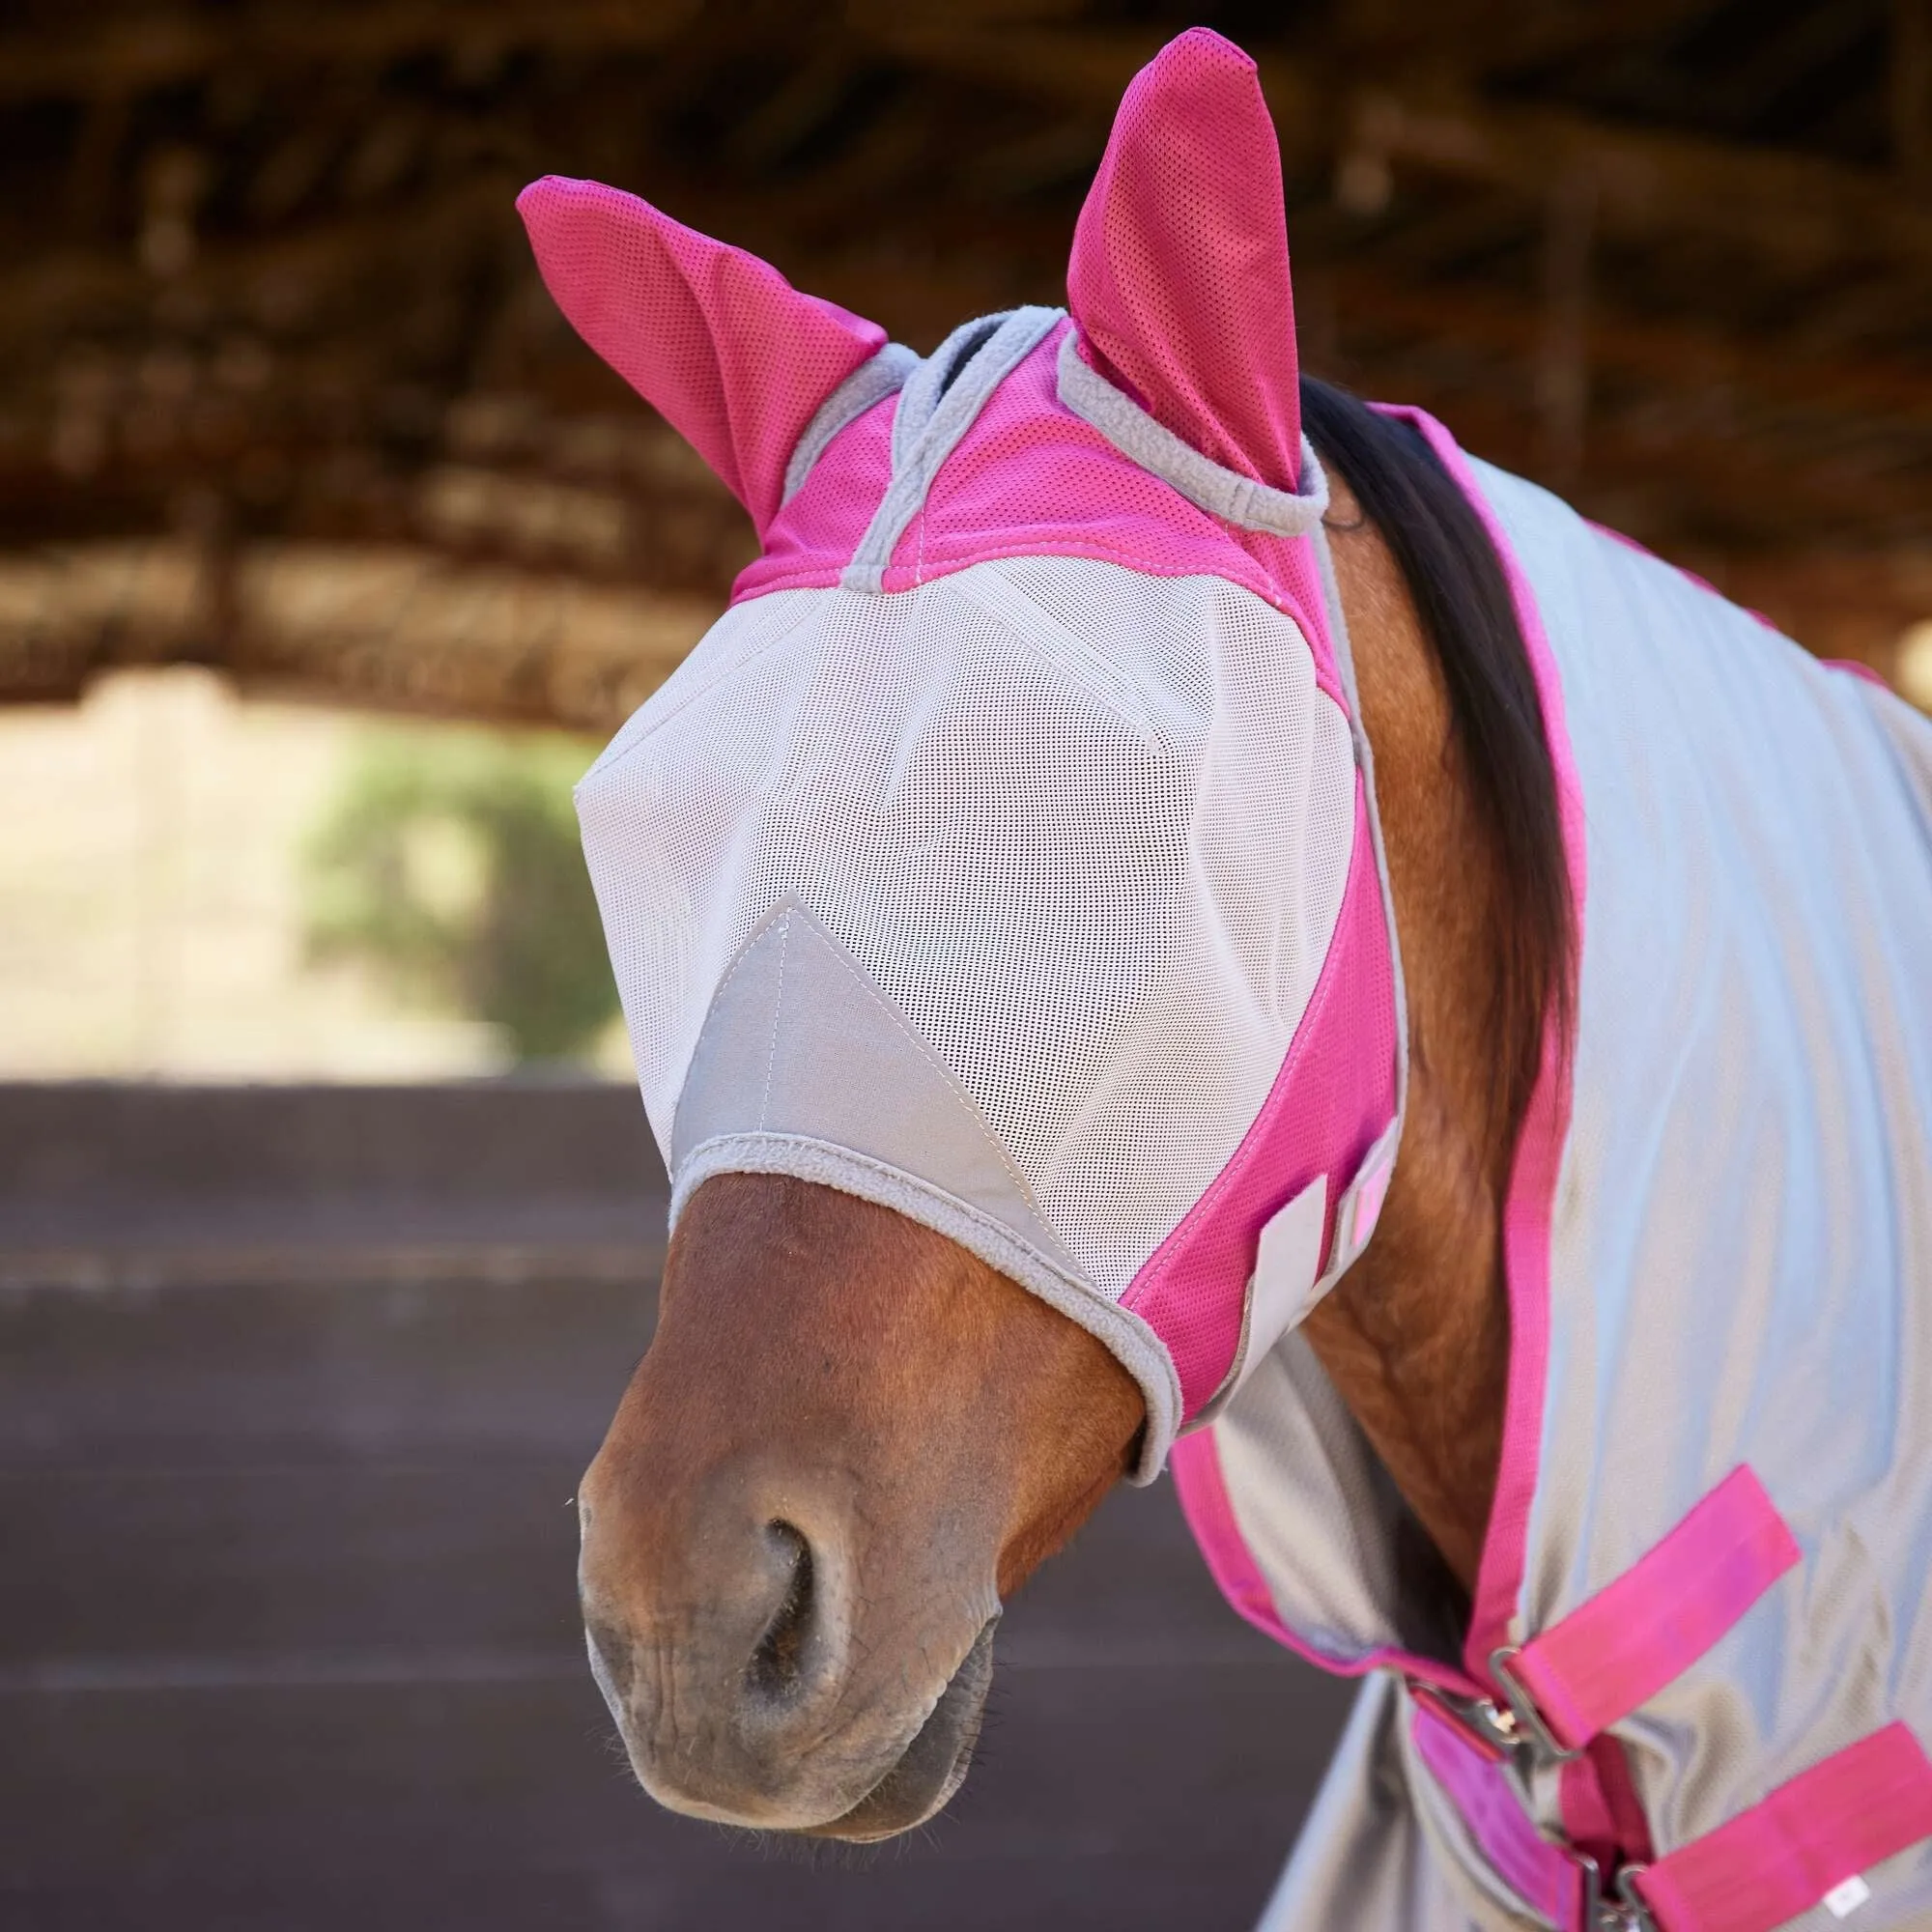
[{"left": 520, "top": 28, "right": 1932, "bottom": 1932}]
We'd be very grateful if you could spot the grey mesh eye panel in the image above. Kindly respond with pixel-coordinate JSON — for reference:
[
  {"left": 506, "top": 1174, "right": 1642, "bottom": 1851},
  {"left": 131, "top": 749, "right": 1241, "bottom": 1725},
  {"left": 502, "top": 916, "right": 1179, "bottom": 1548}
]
[
  {"left": 576, "top": 555, "right": 1360, "bottom": 1314},
  {"left": 663, "top": 895, "right": 1184, "bottom": 1463}
]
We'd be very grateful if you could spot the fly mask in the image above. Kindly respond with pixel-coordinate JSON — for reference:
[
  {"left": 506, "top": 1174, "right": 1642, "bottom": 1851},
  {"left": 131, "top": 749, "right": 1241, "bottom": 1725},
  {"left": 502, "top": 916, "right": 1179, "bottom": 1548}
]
[{"left": 520, "top": 29, "right": 1406, "bottom": 1475}]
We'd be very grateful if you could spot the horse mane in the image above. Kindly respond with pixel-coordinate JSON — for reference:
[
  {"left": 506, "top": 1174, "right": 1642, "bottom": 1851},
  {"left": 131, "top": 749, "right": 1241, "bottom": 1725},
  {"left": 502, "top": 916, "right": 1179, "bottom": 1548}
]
[{"left": 1299, "top": 376, "right": 1575, "bottom": 1138}]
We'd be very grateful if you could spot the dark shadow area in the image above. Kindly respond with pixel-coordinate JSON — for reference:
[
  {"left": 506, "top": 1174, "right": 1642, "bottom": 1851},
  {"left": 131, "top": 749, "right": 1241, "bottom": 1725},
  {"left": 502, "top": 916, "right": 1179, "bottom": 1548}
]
[{"left": 0, "top": 1082, "right": 1354, "bottom": 1931}]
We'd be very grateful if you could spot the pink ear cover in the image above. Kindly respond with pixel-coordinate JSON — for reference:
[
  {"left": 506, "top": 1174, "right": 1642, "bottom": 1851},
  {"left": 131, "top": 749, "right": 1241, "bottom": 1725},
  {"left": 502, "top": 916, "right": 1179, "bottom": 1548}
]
[
  {"left": 1067, "top": 28, "right": 1302, "bottom": 492},
  {"left": 517, "top": 176, "right": 887, "bottom": 537}
]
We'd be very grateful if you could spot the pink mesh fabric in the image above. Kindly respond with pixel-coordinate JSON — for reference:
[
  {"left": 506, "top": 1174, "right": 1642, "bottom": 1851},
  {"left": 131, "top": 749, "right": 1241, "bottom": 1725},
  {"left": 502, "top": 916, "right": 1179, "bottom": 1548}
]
[
  {"left": 1123, "top": 782, "right": 1398, "bottom": 1416},
  {"left": 1066, "top": 28, "right": 1301, "bottom": 494},
  {"left": 738, "top": 393, "right": 897, "bottom": 596},
  {"left": 517, "top": 176, "right": 885, "bottom": 538},
  {"left": 736, "top": 325, "right": 1345, "bottom": 707}
]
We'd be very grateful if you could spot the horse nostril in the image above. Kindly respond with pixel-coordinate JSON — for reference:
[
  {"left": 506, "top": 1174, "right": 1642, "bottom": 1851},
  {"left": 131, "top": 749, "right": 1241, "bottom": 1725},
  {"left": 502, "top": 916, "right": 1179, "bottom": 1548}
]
[{"left": 747, "top": 1519, "right": 815, "bottom": 1702}]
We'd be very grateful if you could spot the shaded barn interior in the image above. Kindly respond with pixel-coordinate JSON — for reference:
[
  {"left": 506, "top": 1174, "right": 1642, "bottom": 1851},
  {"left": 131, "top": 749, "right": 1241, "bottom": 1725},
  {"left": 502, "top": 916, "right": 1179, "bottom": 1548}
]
[
  {"left": 0, "top": 1083, "right": 1356, "bottom": 1932},
  {"left": 2, "top": 0, "right": 1929, "bottom": 732}
]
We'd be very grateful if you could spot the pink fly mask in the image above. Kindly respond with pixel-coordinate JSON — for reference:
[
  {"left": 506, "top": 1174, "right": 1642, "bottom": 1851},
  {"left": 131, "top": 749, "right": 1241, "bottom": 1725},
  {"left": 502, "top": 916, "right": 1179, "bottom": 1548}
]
[{"left": 519, "top": 28, "right": 1406, "bottom": 1476}]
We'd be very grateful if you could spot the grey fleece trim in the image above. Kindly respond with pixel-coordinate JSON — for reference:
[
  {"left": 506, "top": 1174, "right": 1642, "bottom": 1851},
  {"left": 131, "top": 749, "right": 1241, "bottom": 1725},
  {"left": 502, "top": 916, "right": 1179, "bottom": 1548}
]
[
  {"left": 781, "top": 342, "right": 920, "bottom": 506},
  {"left": 1055, "top": 330, "right": 1330, "bottom": 536},
  {"left": 841, "top": 306, "right": 1065, "bottom": 595},
  {"left": 891, "top": 314, "right": 1006, "bottom": 471},
  {"left": 672, "top": 1129, "right": 1182, "bottom": 1483}
]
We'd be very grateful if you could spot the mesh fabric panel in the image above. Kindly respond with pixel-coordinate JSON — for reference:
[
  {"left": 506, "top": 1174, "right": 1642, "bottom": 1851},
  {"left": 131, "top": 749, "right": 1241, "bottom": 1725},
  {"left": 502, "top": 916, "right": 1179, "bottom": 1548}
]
[
  {"left": 579, "top": 554, "right": 1357, "bottom": 1298},
  {"left": 1125, "top": 789, "right": 1398, "bottom": 1413},
  {"left": 517, "top": 176, "right": 885, "bottom": 537},
  {"left": 1066, "top": 29, "right": 1301, "bottom": 492},
  {"left": 739, "top": 328, "right": 1343, "bottom": 721}
]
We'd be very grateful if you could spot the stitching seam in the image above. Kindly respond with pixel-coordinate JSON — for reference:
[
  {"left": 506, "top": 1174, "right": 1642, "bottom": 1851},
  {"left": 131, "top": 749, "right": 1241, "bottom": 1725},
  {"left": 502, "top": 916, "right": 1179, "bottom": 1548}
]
[
  {"left": 818, "top": 933, "right": 1045, "bottom": 1212},
  {"left": 756, "top": 913, "right": 790, "bottom": 1130}
]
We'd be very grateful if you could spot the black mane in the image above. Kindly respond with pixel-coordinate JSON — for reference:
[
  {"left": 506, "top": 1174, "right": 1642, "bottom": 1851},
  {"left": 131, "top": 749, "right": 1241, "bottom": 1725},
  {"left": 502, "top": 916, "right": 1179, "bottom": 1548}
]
[{"left": 1299, "top": 377, "right": 1575, "bottom": 1138}]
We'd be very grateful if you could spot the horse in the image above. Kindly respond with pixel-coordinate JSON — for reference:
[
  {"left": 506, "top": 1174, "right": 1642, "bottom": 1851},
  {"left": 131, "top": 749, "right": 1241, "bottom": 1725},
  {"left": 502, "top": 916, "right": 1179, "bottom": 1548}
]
[
  {"left": 571, "top": 381, "right": 1537, "bottom": 1833},
  {"left": 525, "top": 29, "right": 1932, "bottom": 1930}
]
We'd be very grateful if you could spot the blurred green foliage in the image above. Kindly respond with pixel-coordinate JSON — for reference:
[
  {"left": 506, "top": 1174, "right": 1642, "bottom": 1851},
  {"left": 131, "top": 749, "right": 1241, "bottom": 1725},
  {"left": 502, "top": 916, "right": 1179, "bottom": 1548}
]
[{"left": 303, "top": 727, "right": 619, "bottom": 1065}]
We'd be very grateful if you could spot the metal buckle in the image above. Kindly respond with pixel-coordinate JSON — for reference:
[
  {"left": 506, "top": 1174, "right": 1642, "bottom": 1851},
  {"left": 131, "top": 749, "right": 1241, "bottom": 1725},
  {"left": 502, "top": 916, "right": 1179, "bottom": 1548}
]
[
  {"left": 1407, "top": 1678, "right": 1521, "bottom": 1761},
  {"left": 1490, "top": 1643, "right": 1585, "bottom": 1762},
  {"left": 1578, "top": 1850, "right": 1604, "bottom": 1926},
  {"left": 1408, "top": 1678, "right": 1649, "bottom": 1930},
  {"left": 1613, "top": 1865, "right": 1657, "bottom": 1930},
  {"left": 1577, "top": 1854, "right": 1659, "bottom": 1930}
]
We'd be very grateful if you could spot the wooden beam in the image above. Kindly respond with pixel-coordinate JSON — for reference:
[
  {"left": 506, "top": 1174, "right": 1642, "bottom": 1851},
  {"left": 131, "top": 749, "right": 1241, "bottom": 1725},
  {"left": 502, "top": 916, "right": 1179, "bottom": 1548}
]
[
  {"left": 851, "top": 16, "right": 1932, "bottom": 277},
  {"left": 1345, "top": 85, "right": 1932, "bottom": 276},
  {"left": 1534, "top": 167, "right": 1595, "bottom": 484},
  {"left": 0, "top": 538, "right": 717, "bottom": 730},
  {"left": 9, "top": 6, "right": 1928, "bottom": 284},
  {"left": 1898, "top": 0, "right": 1932, "bottom": 180},
  {"left": 0, "top": 2, "right": 701, "bottom": 103},
  {"left": 1325, "top": 255, "right": 1932, "bottom": 450},
  {"left": 14, "top": 158, "right": 1931, "bottom": 438},
  {"left": 4, "top": 535, "right": 1922, "bottom": 724}
]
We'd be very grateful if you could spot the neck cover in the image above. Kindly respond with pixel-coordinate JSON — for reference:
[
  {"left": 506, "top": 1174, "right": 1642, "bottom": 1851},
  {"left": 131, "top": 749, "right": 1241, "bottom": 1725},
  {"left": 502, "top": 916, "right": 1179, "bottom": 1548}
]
[{"left": 519, "top": 29, "right": 1406, "bottom": 1477}]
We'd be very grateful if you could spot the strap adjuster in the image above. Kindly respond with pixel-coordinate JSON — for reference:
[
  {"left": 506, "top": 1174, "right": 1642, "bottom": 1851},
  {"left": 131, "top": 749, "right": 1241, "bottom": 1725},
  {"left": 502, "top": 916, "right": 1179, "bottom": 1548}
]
[
  {"left": 1491, "top": 1644, "right": 1585, "bottom": 1762},
  {"left": 1609, "top": 1863, "right": 1657, "bottom": 1930},
  {"left": 1406, "top": 1678, "right": 1520, "bottom": 1762}
]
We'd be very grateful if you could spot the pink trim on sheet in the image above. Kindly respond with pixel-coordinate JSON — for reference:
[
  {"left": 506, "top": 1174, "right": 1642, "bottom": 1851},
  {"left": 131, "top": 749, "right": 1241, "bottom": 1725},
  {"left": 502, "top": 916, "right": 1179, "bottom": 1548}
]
[
  {"left": 1412, "top": 1701, "right": 1586, "bottom": 1932},
  {"left": 1170, "top": 1426, "right": 1305, "bottom": 1655},
  {"left": 1512, "top": 1466, "right": 1799, "bottom": 1752},
  {"left": 1172, "top": 406, "right": 1586, "bottom": 1714},
  {"left": 1379, "top": 407, "right": 1591, "bottom": 1693},
  {"left": 1125, "top": 780, "right": 1398, "bottom": 1419},
  {"left": 1632, "top": 1723, "right": 1932, "bottom": 1932},
  {"left": 1583, "top": 520, "right": 1779, "bottom": 637},
  {"left": 1169, "top": 1413, "right": 1490, "bottom": 1698},
  {"left": 1827, "top": 658, "right": 1893, "bottom": 692}
]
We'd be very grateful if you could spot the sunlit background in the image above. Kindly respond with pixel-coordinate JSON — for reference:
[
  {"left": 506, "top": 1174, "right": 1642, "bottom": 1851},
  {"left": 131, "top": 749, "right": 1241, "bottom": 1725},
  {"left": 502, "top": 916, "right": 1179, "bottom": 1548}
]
[
  {"left": 2, "top": 4, "right": 1928, "bottom": 1928},
  {"left": 0, "top": 671, "right": 628, "bottom": 1078},
  {"left": 3, "top": 0, "right": 1930, "bottom": 1091}
]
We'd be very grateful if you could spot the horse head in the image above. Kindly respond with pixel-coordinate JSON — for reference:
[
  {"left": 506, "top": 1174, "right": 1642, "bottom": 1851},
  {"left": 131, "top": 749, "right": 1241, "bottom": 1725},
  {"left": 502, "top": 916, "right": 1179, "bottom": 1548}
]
[{"left": 521, "top": 29, "right": 1420, "bottom": 1839}]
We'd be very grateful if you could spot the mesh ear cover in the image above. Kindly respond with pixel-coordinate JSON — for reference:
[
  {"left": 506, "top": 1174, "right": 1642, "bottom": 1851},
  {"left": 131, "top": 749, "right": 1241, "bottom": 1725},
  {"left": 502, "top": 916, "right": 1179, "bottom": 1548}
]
[
  {"left": 518, "top": 175, "right": 886, "bottom": 536},
  {"left": 1067, "top": 27, "right": 1302, "bottom": 494}
]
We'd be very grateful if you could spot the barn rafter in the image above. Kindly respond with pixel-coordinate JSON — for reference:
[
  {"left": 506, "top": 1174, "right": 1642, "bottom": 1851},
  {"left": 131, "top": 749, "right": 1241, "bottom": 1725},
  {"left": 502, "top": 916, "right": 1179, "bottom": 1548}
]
[{"left": 2, "top": 0, "right": 1926, "bottom": 727}]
